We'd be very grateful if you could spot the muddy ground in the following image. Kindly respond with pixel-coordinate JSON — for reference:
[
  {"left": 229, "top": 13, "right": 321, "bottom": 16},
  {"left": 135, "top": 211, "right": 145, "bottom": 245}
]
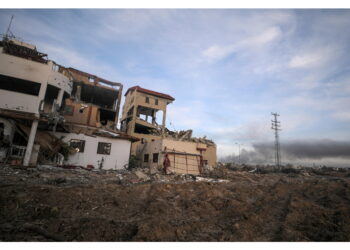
[{"left": 0, "top": 164, "right": 349, "bottom": 241}]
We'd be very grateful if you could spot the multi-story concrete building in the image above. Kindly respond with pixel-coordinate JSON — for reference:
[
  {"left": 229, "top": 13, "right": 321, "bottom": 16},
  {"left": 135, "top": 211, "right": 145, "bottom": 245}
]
[
  {"left": 0, "top": 36, "right": 72, "bottom": 166},
  {"left": 120, "top": 86, "right": 175, "bottom": 154},
  {"left": 0, "top": 35, "right": 137, "bottom": 169},
  {"left": 121, "top": 85, "right": 217, "bottom": 175}
]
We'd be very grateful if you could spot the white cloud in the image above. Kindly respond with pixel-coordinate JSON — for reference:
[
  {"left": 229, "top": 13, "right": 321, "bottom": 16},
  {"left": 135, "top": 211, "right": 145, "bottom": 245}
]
[
  {"left": 288, "top": 53, "right": 324, "bottom": 68},
  {"left": 167, "top": 105, "right": 201, "bottom": 129},
  {"left": 288, "top": 47, "right": 336, "bottom": 69},
  {"left": 202, "top": 26, "right": 282, "bottom": 62},
  {"left": 332, "top": 111, "right": 350, "bottom": 121}
]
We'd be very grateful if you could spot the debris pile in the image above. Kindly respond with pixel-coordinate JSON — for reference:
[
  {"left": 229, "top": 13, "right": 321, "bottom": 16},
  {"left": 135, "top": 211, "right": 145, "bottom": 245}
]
[{"left": 149, "top": 128, "right": 215, "bottom": 145}]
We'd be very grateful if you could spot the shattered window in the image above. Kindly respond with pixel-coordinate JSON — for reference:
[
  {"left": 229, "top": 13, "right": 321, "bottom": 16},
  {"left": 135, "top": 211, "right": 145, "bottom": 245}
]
[
  {"left": 145, "top": 97, "right": 149, "bottom": 103},
  {"left": 144, "top": 154, "right": 149, "bottom": 162},
  {"left": 153, "top": 153, "right": 159, "bottom": 163},
  {"left": 97, "top": 142, "right": 111, "bottom": 155},
  {"left": 70, "top": 139, "right": 85, "bottom": 153}
]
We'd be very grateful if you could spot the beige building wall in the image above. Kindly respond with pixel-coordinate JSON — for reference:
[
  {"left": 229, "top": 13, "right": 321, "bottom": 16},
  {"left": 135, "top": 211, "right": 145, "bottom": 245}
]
[
  {"left": 121, "top": 88, "right": 173, "bottom": 155},
  {"left": 202, "top": 144, "right": 217, "bottom": 167},
  {"left": 63, "top": 98, "right": 99, "bottom": 127},
  {"left": 136, "top": 139, "right": 163, "bottom": 171},
  {"left": 136, "top": 138, "right": 215, "bottom": 175}
]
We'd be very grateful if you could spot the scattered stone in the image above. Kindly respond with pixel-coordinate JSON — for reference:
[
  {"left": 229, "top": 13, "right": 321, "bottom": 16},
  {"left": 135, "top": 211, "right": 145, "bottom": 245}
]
[{"left": 133, "top": 170, "right": 150, "bottom": 181}]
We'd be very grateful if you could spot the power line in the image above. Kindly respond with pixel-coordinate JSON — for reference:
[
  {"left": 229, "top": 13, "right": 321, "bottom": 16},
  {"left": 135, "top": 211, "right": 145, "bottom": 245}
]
[{"left": 271, "top": 112, "right": 282, "bottom": 168}]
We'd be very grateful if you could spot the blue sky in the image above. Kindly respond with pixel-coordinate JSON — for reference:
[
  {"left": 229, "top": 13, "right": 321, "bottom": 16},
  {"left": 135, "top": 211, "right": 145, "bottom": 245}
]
[{"left": 1, "top": 9, "right": 350, "bottom": 163}]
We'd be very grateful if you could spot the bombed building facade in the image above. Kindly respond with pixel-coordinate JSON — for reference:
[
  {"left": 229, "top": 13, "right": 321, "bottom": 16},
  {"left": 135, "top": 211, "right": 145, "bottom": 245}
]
[
  {"left": 0, "top": 33, "right": 216, "bottom": 174},
  {"left": 121, "top": 86, "right": 174, "bottom": 154},
  {"left": 0, "top": 36, "right": 137, "bottom": 169},
  {"left": 121, "top": 86, "right": 217, "bottom": 175}
]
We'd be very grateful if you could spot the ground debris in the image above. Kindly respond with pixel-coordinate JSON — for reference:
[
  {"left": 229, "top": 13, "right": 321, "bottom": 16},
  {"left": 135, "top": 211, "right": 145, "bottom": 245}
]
[{"left": 0, "top": 163, "right": 350, "bottom": 241}]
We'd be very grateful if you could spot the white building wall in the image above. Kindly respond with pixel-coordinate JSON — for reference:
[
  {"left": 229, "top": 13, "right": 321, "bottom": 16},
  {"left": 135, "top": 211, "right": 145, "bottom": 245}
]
[
  {"left": 0, "top": 48, "right": 71, "bottom": 114},
  {"left": 54, "top": 132, "right": 131, "bottom": 170}
]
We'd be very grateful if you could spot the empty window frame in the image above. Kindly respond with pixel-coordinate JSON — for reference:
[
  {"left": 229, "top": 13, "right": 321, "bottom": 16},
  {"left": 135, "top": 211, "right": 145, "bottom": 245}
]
[
  {"left": 97, "top": 142, "right": 111, "bottom": 155},
  {"left": 70, "top": 139, "right": 85, "bottom": 153},
  {"left": 145, "top": 97, "right": 149, "bottom": 103},
  {"left": 153, "top": 153, "right": 159, "bottom": 163},
  {"left": 0, "top": 74, "right": 41, "bottom": 96},
  {"left": 144, "top": 154, "right": 149, "bottom": 162},
  {"left": 155, "top": 99, "right": 158, "bottom": 105}
]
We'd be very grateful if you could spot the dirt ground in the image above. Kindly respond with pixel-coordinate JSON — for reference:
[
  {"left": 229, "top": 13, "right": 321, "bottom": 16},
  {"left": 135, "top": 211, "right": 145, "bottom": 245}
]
[{"left": 0, "top": 164, "right": 349, "bottom": 241}]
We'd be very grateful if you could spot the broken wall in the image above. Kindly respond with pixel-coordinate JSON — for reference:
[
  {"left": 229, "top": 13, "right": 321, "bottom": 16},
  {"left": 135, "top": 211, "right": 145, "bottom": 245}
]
[
  {"left": 63, "top": 99, "right": 99, "bottom": 127},
  {"left": 0, "top": 47, "right": 71, "bottom": 115},
  {"left": 136, "top": 139, "right": 163, "bottom": 172}
]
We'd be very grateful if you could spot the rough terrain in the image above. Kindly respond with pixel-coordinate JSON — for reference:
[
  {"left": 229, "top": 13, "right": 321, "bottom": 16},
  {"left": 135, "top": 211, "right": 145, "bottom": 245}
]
[{"left": 0, "top": 164, "right": 349, "bottom": 241}]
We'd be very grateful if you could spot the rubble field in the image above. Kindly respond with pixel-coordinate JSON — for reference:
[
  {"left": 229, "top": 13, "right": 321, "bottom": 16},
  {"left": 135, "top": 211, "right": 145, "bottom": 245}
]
[{"left": 0, "top": 164, "right": 350, "bottom": 241}]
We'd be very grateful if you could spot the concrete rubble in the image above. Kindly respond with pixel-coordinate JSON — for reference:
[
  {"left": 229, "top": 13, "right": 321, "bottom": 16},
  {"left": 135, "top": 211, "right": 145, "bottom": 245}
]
[
  {"left": 150, "top": 128, "right": 215, "bottom": 146},
  {"left": 0, "top": 163, "right": 233, "bottom": 187}
]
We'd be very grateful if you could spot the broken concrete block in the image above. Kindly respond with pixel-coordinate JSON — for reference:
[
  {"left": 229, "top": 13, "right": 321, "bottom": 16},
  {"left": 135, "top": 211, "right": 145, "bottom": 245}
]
[{"left": 134, "top": 170, "right": 150, "bottom": 181}]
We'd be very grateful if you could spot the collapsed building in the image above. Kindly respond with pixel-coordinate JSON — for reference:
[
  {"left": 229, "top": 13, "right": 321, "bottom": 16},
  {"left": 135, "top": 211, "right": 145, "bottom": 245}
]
[
  {"left": 0, "top": 35, "right": 137, "bottom": 169},
  {"left": 121, "top": 86, "right": 217, "bottom": 175}
]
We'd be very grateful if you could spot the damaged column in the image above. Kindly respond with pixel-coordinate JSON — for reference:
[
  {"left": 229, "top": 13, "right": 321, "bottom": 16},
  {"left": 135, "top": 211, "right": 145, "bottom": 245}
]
[
  {"left": 23, "top": 78, "right": 48, "bottom": 166},
  {"left": 162, "top": 108, "right": 166, "bottom": 138},
  {"left": 22, "top": 120, "right": 39, "bottom": 166}
]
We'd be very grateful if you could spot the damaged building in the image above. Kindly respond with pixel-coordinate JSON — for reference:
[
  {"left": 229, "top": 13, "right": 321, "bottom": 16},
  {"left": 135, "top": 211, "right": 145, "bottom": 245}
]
[
  {"left": 56, "top": 67, "right": 138, "bottom": 169},
  {"left": 0, "top": 35, "right": 137, "bottom": 169},
  {"left": 121, "top": 86, "right": 217, "bottom": 175},
  {"left": 121, "top": 86, "right": 175, "bottom": 154},
  {"left": 0, "top": 29, "right": 216, "bottom": 174}
]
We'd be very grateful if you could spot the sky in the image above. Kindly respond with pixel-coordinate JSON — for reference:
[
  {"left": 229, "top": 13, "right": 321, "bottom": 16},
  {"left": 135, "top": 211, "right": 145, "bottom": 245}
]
[{"left": 1, "top": 9, "right": 350, "bottom": 166}]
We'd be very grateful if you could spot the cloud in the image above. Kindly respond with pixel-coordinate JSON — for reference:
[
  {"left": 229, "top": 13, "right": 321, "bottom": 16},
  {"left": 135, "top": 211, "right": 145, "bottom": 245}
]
[
  {"left": 167, "top": 105, "right": 202, "bottom": 129},
  {"left": 1, "top": 9, "right": 350, "bottom": 156},
  {"left": 288, "top": 53, "right": 325, "bottom": 69},
  {"left": 332, "top": 111, "right": 350, "bottom": 121},
  {"left": 202, "top": 26, "right": 282, "bottom": 62},
  {"left": 288, "top": 44, "right": 339, "bottom": 70},
  {"left": 208, "top": 120, "right": 271, "bottom": 144}
]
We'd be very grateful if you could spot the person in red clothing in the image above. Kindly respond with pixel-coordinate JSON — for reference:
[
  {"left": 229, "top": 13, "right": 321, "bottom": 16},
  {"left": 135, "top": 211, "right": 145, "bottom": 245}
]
[{"left": 163, "top": 153, "right": 171, "bottom": 174}]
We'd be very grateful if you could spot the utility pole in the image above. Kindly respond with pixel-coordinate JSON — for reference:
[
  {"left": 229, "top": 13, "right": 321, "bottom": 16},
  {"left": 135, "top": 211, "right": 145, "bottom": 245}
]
[
  {"left": 5, "top": 15, "right": 14, "bottom": 39},
  {"left": 271, "top": 113, "right": 281, "bottom": 168}
]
